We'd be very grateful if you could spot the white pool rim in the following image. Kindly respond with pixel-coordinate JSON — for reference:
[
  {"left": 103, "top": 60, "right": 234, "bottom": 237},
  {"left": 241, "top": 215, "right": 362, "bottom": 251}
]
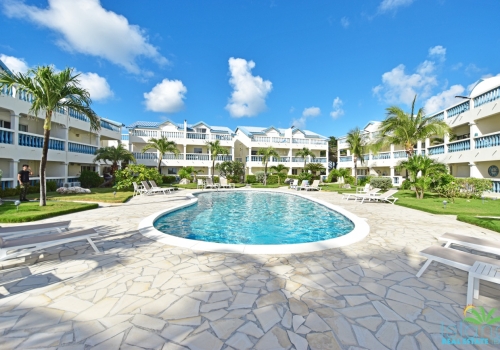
[{"left": 138, "top": 189, "right": 370, "bottom": 254}]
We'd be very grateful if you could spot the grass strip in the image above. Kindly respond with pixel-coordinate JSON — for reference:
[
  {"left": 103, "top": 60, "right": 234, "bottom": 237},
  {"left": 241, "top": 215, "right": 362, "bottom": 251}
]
[
  {"left": 0, "top": 201, "right": 99, "bottom": 223},
  {"left": 457, "top": 215, "right": 500, "bottom": 233}
]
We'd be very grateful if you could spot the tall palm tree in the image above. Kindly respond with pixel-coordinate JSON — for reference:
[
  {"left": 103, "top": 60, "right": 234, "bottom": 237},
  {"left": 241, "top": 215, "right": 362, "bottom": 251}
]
[
  {"left": 258, "top": 146, "right": 280, "bottom": 185},
  {"left": 270, "top": 163, "right": 288, "bottom": 185},
  {"left": 374, "top": 95, "right": 450, "bottom": 157},
  {"left": 94, "top": 144, "right": 136, "bottom": 183},
  {"left": 396, "top": 155, "right": 446, "bottom": 199},
  {"left": 296, "top": 147, "right": 316, "bottom": 169},
  {"left": 0, "top": 66, "right": 100, "bottom": 206},
  {"left": 142, "top": 136, "right": 179, "bottom": 173},
  {"left": 304, "top": 163, "right": 325, "bottom": 175},
  {"left": 345, "top": 127, "right": 367, "bottom": 185},
  {"left": 206, "top": 140, "right": 229, "bottom": 181}
]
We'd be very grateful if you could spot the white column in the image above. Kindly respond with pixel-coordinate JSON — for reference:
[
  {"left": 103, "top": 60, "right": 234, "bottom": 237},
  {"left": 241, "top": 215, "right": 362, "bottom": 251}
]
[
  {"left": 64, "top": 162, "right": 69, "bottom": 182},
  {"left": 425, "top": 138, "right": 430, "bottom": 150},
  {"left": 444, "top": 134, "right": 449, "bottom": 153},
  {"left": 469, "top": 162, "right": 479, "bottom": 179},
  {"left": 416, "top": 140, "right": 422, "bottom": 155},
  {"left": 390, "top": 166, "right": 395, "bottom": 177},
  {"left": 11, "top": 113, "right": 19, "bottom": 146},
  {"left": 231, "top": 146, "right": 234, "bottom": 161},
  {"left": 10, "top": 160, "right": 19, "bottom": 184},
  {"left": 183, "top": 145, "right": 187, "bottom": 160},
  {"left": 469, "top": 122, "right": 477, "bottom": 150},
  {"left": 95, "top": 134, "right": 101, "bottom": 147}
]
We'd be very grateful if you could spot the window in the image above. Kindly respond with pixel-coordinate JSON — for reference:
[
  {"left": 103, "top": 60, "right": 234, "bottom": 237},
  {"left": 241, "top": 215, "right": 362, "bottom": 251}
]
[
  {"left": 292, "top": 169, "right": 298, "bottom": 175},
  {"left": 319, "top": 150, "right": 326, "bottom": 157},
  {"left": 193, "top": 148, "right": 202, "bottom": 154},
  {"left": 81, "top": 166, "right": 96, "bottom": 173},
  {"left": 168, "top": 168, "right": 177, "bottom": 174},
  {"left": 19, "top": 124, "right": 28, "bottom": 132},
  {"left": 196, "top": 128, "right": 206, "bottom": 133},
  {"left": 251, "top": 150, "right": 258, "bottom": 155},
  {"left": 0, "top": 120, "right": 11, "bottom": 129}
]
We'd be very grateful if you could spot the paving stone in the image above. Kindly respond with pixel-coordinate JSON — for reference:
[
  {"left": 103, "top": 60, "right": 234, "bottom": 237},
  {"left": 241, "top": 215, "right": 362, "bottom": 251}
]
[
  {"left": 193, "top": 320, "right": 210, "bottom": 334},
  {"left": 207, "top": 290, "right": 232, "bottom": 303},
  {"left": 281, "top": 310, "right": 292, "bottom": 328},
  {"left": 255, "top": 326, "right": 292, "bottom": 349},
  {"left": 48, "top": 296, "right": 93, "bottom": 313},
  {"left": 169, "top": 316, "right": 202, "bottom": 326},
  {"left": 238, "top": 321, "right": 265, "bottom": 338},
  {"left": 324, "top": 316, "right": 357, "bottom": 345},
  {"left": 306, "top": 331, "right": 342, "bottom": 350},
  {"left": 14, "top": 307, "right": 64, "bottom": 329},
  {"left": 376, "top": 322, "right": 399, "bottom": 349},
  {"left": 74, "top": 298, "right": 118, "bottom": 321},
  {"left": 415, "top": 331, "right": 437, "bottom": 350},
  {"left": 210, "top": 318, "right": 245, "bottom": 339},
  {"left": 304, "top": 312, "right": 330, "bottom": 332},
  {"left": 226, "top": 332, "right": 254, "bottom": 349},
  {"left": 289, "top": 298, "right": 309, "bottom": 316},
  {"left": 131, "top": 314, "right": 166, "bottom": 331},
  {"left": 85, "top": 322, "right": 133, "bottom": 346},
  {"left": 396, "top": 335, "right": 419, "bottom": 350},
  {"left": 296, "top": 325, "right": 311, "bottom": 334},
  {"left": 229, "top": 292, "right": 258, "bottom": 309},
  {"left": 345, "top": 295, "right": 370, "bottom": 307},
  {"left": 161, "top": 296, "right": 200, "bottom": 320},
  {"left": 73, "top": 320, "right": 106, "bottom": 342},
  {"left": 92, "top": 331, "right": 125, "bottom": 350},
  {"left": 201, "top": 309, "right": 228, "bottom": 321},
  {"left": 352, "top": 324, "right": 389, "bottom": 350},
  {"left": 386, "top": 300, "right": 421, "bottom": 322},
  {"left": 293, "top": 315, "right": 305, "bottom": 332},
  {"left": 338, "top": 304, "right": 378, "bottom": 319},
  {"left": 182, "top": 331, "right": 223, "bottom": 350},
  {"left": 397, "top": 321, "right": 421, "bottom": 335},
  {"left": 254, "top": 305, "right": 281, "bottom": 332},
  {"left": 255, "top": 290, "right": 287, "bottom": 308},
  {"left": 125, "top": 327, "right": 165, "bottom": 348},
  {"left": 287, "top": 331, "right": 308, "bottom": 350},
  {"left": 19, "top": 331, "right": 65, "bottom": 348},
  {"left": 200, "top": 300, "right": 228, "bottom": 313},
  {"left": 372, "top": 301, "right": 404, "bottom": 321},
  {"left": 161, "top": 324, "right": 194, "bottom": 343}
]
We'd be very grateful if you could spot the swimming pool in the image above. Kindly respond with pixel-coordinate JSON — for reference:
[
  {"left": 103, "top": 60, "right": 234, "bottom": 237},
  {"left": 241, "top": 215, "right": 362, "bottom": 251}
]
[
  {"left": 139, "top": 189, "right": 369, "bottom": 254},
  {"left": 154, "top": 191, "right": 354, "bottom": 244}
]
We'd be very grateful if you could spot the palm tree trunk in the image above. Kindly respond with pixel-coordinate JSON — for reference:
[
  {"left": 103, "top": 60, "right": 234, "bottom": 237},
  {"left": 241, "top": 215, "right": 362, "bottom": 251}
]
[
  {"left": 212, "top": 160, "right": 215, "bottom": 181},
  {"left": 353, "top": 157, "right": 358, "bottom": 186},
  {"left": 264, "top": 163, "right": 267, "bottom": 185},
  {"left": 40, "top": 127, "right": 50, "bottom": 206},
  {"left": 157, "top": 156, "right": 162, "bottom": 174}
]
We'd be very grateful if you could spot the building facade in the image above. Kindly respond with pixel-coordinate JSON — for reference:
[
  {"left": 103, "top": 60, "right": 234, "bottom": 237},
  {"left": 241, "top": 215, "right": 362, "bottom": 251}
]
[{"left": 337, "top": 76, "right": 500, "bottom": 193}]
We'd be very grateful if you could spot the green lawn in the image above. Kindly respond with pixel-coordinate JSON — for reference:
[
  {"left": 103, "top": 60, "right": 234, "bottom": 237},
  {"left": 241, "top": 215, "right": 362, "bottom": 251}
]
[
  {"left": 320, "top": 183, "right": 358, "bottom": 193},
  {"left": 7, "top": 188, "right": 134, "bottom": 203},
  {"left": 0, "top": 201, "right": 98, "bottom": 223}
]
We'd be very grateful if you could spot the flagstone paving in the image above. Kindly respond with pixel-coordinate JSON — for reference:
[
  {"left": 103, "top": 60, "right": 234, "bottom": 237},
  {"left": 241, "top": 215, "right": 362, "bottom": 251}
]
[{"left": 1, "top": 189, "right": 500, "bottom": 349}]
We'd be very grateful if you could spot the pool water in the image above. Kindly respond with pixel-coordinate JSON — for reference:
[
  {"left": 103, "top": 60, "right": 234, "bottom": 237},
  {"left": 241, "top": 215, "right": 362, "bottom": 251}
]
[{"left": 154, "top": 191, "right": 355, "bottom": 245}]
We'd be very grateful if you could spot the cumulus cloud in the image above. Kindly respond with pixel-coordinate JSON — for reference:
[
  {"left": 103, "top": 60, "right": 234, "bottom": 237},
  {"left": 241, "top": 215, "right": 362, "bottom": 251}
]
[
  {"left": 0, "top": 54, "right": 29, "bottom": 74},
  {"left": 144, "top": 79, "right": 187, "bottom": 113},
  {"left": 340, "top": 17, "right": 350, "bottom": 28},
  {"left": 225, "top": 57, "right": 272, "bottom": 118},
  {"left": 424, "top": 85, "right": 465, "bottom": 114},
  {"left": 77, "top": 72, "right": 113, "bottom": 101},
  {"left": 378, "top": 0, "right": 415, "bottom": 13},
  {"left": 330, "top": 97, "right": 345, "bottom": 119},
  {"left": 2, "top": 0, "right": 167, "bottom": 74},
  {"left": 292, "top": 106, "right": 321, "bottom": 129},
  {"left": 428, "top": 45, "right": 446, "bottom": 62}
]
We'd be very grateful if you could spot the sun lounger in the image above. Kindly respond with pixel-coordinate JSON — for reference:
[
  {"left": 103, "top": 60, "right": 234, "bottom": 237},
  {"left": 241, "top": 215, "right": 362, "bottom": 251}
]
[
  {"left": 219, "top": 178, "right": 235, "bottom": 189},
  {"left": 141, "top": 181, "right": 170, "bottom": 195},
  {"left": 0, "top": 228, "right": 100, "bottom": 261},
  {"left": 133, "top": 182, "right": 147, "bottom": 196},
  {"left": 438, "top": 232, "right": 500, "bottom": 256},
  {"left": 298, "top": 180, "right": 309, "bottom": 191},
  {"left": 0, "top": 221, "right": 71, "bottom": 239},
  {"left": 358, "top": 189, "right": 398, "bottom": 204},
  {"left": 356, "top": 184, "right": 370, "bottom": 194},
  {"left": 149, "top": 180, "right": 173, "bottom": 193},
  {"left": 467, "top": 261, "right": 500, "bottom": 305},
  {"left": 205, "top": 178, "right": 219, "bottom": 189},
  {"left": 416, "top": 245, "right": 500, "bottom": 277},
  {"left": 289, "top": 179, "right": 298, "bottom": 190},
  {"left": 197, "top": 179, "right": 205, "bottom": 189},
  {"left": 303, "top": 180, "right": 321, "bottom": 191},
  {"left": 342, "top": 188, "right": 380, "bottom": 201}
]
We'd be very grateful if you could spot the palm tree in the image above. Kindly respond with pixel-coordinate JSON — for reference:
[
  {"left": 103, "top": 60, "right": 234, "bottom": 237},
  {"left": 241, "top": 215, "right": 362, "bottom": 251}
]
[
  {"left": 304, "top": 163, "right": 325, "bottom": 176},
  {"left": 93, "top": 144, "right": 136, "bottom": 184},
  {"left": 178, "top": 166, "right": 204, "bottom": 182},
  {"left": 270, "top": 163, "right": 288, "bottom": 185},
  {"left": 345, "top": 127, "right": 367, "bottom": 185},
  {"left": 396, "top": 155, "right": 446, "bottom": 199},
  {"left": 206, "top": 140, "right": 229, "bottom": 181},
  {"left": 374, "top": 95, "right": 450, "bottom": 157},
  {"left": 296, "top": 147, "right": 316, "bottom": 169},
  {"left": 0, "top": 66, "right": 100, "bottom": 206},
  {"left": 257, "top": 146, "right": 280, "bottom": 185},
  {"left": 142, "top": 136, "right": 179, "bottom": 173}
]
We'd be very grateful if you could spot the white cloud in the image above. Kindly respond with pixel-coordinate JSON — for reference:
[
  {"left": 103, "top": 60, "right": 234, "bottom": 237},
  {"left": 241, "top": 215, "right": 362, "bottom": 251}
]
[
  {"left": 2, "top": 0, "right": 167, "bottom": 74},
  {"left": 378, "top": 0, "right": 415, "bottom": 13},
  {"left": 144, "top": 79, "right": 187, "bottom": 113},
  {"left": 428, "top": 45, "right": 446, "bottom": 61},
  {"left": 302, "top": 107, "right": 321, "bottom": 117},
  {"left": 330, "top": 97, "right": 345, "bottom": 119},
  {"left": 289, "top": 106, "right": 295, "bottom": 113},
  {"left": 340, "top": 17, "right": 350, "bottom": 28},
  {"left": 0, "top": 54, "right": 29, "bottom": 74},
  {"left": 424, "top": 85, "right": 465, "bottom": 114},
  {"left": 225, "top": 57, "right": 272, "bottom": 118},
  {"left": 77, "top": 72, "right": 113, "bottom": 101}
]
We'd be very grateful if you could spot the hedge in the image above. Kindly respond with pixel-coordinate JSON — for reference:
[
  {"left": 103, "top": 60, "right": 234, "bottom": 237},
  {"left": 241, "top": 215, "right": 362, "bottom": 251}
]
[
  {"left": 162, "top": 175, "right": 177, "bottom": 184},
  {"left": 370, "top": 177, "right": 393, "bottom": 191},
  {"left": 0, "top": 181, "right": 57, "bottom": 198}
]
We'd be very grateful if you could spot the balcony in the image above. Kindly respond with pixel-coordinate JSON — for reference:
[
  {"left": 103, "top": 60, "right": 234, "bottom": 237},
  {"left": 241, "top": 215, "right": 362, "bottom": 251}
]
[
  {"left": 474, "top": 87, "right": 500, "bottom": 108},
  {"left": 310, "top": 157, "right": 327, "bottom": 163},
  {"left": 121, "top": 134, "right": 129, "bottom": 141},
  {"left": 362, "top": 154, "right": 369, "bottom": 161},
  {"left": 339, "top": 156, "right": 352, "bottom": 162},
  {"left": 187, "top": 133, "right": 208, "bottom": 140},
  {"left": 0, "top": 128, "right": 14, "bottom": 144},
  {"left": 216, "top": 155, "right": 232, "bottom": 161},
  {"left": 430, "top": 112, "right": 445, "bottom": 121},
  {"left": 272, "top": 137, "right": 290, "bottom": 143},
  {"left": 133, "top": 152, "right": 158, "bottom": 160},
  {"left": 131, "top": 130, "right": 158, "bottom": 137},
  {"left": 246, "top": 156, "right": 291, "bottom": 163},
  {"left": 186, "top": 153, "right": 210, "bottom": 161},
  {"left": 392, "top": 151, "right": 408, "bottom": 159},
  {"left": 18, "top": 132, "right": 65, "bottom": 151},
  {"left": 428, "top": 145, "right": 445, "bottom": 155},
  {"left": 447, "top": 139, "right": 470, "bottom": 153},
  {"left": 100, "top": 120, "right": 121, "bottom": 132},
  {"left": 292, "top": 139, "right": 309, "bottom": 145},
  {"left": 212, "top": 134, "right": 233, "bottom": 141},
  {"left": 492, "top": 180, "right": 500, "bottom": 193},
  {"left": 252, "top": 136, "right": 270, "bottom": 142},
  {"left": 372, "top": 152, "right": 390, "bottom": 160},
  {"left": 446, "top": 101, "right": 470, "bottom": 118},
  {"left": 68, "top": 142, "right": 97, "bottom": 155},
  {"left": 163, "top": 153, "right": 183, "bottom": 160},
  {"left": 160, "top": 131, "right": 184, "bottom": 139},
  {"left": 475, "top": 132, "right": 500, "bottom": 149}
]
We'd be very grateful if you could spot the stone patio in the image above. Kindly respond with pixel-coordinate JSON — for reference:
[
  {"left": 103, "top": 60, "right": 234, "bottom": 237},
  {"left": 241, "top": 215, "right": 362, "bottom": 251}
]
[{"left": 1, "top": 189, "right": 500, "bottom": 349}]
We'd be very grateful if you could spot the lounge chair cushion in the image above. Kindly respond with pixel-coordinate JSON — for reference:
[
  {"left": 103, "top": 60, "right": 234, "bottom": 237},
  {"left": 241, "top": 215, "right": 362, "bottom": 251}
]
[
  {"left": 2, "top": 228, "right": 97, "bottom": 249},
  {"left": 440, "top": 232, "right": 500, "bottom": 251},
  {"left": 0, "top": 221, "right": 71, "bottom": 235},
  {"left": 420, "top": 246, "right": 500, "bottom": 271}
]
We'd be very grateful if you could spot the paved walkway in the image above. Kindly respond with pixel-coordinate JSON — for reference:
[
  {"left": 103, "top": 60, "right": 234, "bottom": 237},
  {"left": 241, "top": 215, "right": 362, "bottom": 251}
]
[{"left": 1, "top": 189, "right": 500, "bottom": 349}]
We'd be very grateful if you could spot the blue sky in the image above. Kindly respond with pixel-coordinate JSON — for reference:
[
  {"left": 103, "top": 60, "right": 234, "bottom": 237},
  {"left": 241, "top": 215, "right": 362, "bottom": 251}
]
[{"left": 1, "top": 0, "right": 499, "bottom": 137}]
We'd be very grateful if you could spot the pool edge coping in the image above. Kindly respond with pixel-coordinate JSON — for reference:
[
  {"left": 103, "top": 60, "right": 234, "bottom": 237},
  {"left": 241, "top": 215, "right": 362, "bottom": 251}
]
[{"left": 138, "top": 188, "right": 370, "bottom": 254}]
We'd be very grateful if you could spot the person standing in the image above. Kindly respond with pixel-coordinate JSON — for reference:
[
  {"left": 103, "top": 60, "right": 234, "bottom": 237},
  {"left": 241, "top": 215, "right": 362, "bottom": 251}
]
[{"left": 18, "top": 164, "right": 32, "bottom": 202}]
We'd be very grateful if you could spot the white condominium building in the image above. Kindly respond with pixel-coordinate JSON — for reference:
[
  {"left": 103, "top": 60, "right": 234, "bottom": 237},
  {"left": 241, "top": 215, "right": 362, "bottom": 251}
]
[
  {"left": 0, "top": 61, "right": 123, "bottom": 190},
  {"left": 121, "top": 122, "right": 329, "bottom": 176},
  {"left": 337, "top": 76, "right": 500, "bottom": 194}
]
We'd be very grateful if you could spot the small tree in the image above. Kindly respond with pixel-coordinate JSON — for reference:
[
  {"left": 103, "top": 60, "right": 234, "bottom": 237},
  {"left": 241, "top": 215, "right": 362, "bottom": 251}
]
[
  {"left": 270, "top": 164, "right": 288, "bottom": 185},
  {"left": 216, "top": 161, "right": 244, "bottom": 183},
  {"left": 296, "top": 147, "right": 316, "bottom": 169},
  {"left": 304, "top": 163, "right": 325, "bottom": 176},
  {"left": 114, "top": 164, "right": 162, "bottom": 190},
  {"left": 257, "top": 146, "right": 280, "bottom": 185},
  {"left": 345, "top": 127, "right": 367, "bottom": 186},
  {"left": 397, "top": 155, "right": 447, "bottom": 199},
  {"left": 142, "top": 136, "right": 179, "bottom": 173},
  {"left": 93, "top": 144, "right": 136, "bottom": 185},
  {"left": 206, "top": 140, "right": 229, "bottom": 181}
]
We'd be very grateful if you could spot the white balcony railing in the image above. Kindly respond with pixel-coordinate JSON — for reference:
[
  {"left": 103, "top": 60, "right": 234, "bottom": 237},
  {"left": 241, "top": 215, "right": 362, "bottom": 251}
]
[{"left": 160, "top": 131, "right": 184, "bottom": 139}]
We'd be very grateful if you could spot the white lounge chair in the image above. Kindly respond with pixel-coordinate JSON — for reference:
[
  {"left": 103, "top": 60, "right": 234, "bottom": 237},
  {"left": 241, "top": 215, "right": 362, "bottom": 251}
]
[
  {"left": 356, "top": 184, "right": 371, "bottom": 194},
  {"left": 141, "top": 181, "right": 170, "bottom": 195},
  {"left": 289, "top": 179, "right": 298, "bottom": 190},
  {"left": 298, "top": 180, "right": 309, "bottom": 191},
  {"left": 343, "top": 188, "right": 381, "bottom": 201},
  {"left": 416, "top": 245, "right": 500, "bottom": 278},
  {"left": 358, "top": 189, "right": 398, "bottom": 204},
  {"left": 303, "top": 180, "right": 321, "bottom": 191},
  {"left": 439, "top": 232, "right": 500, "bottom": 256},
  {"left": 467, "top": 261, "right": 500, "bottom": 305},
  {"left": 133, "top": 182, "right": 147, "bottom": 196},
  {"left": 197, "top": 179, "right": 205, "bottom": 189},
  {"left": 0, "top": 228, "right": 100, "bottom": 261},
  {"left": 0, "top": 221, "right": 70, "bottom": 239},
  {"left": 149, "top": 180, "right": 173, "bottom": 194},
  {"left": 205, "top": 178, "right": 219, "bottom": 189},
  {"left": 219, "top": 178, "right": 235, "bottom": 189}
]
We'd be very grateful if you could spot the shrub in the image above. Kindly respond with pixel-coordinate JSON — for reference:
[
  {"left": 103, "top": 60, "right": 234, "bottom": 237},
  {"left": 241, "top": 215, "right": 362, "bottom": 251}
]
[
  {"left": 255, "top": 171, "right": 266, "bottom": 183},
  {"left": 400, "top": 179, "right": 412, "bottom": 190},
  {"left": 216, "top": 161, "right": 244, "bottom": 182},
  {"left": 213, "top": 176, "right": 219, "bottom": 183},
  {"left": 343, "top": 175, "right": 355, "bottom": 185},
  {"left": 298, "top": 172, "right": 313, "bottom": 183},
  {"left": 78, "top": 170, "right": 104, "bottom": 188},
  {"left": 455, "top": 178, "right": 493, "bottom": 198},
  {"left": 357, "top": 176, "right": 372, "bottom": 186},
  {"left": 246, "top": 175, "right": 257, "bottom": 184},
  {"left": 46, "top": 180, "right": 58, "bottom": 192},
  {"left": 114, "top": 164, "right": 162, "bottom": 190},
  {"left": 178, "top": 167, "right": 193, "bottom": 181},
  {"left": 162, "top": 175, "right": 177, "bottom": 184},
  {"left": 370, "top": 177, "right": 393, "bottom": 191}
]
